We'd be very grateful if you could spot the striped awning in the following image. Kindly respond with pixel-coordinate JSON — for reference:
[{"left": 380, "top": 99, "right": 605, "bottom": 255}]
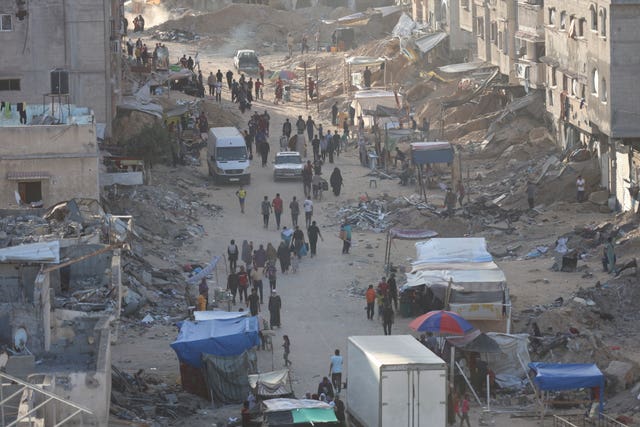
[{"left": 6, "top": 171, "right": 51, "bottom": 180}]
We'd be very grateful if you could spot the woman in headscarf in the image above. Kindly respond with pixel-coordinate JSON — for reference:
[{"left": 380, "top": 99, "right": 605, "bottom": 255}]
[
  {"left": 330, "top": 167, "right": 343, "bottom": 196},
  {"left": 266, "top": 243, "right": 277, "bottom": 263},
  {"left": 277, "top": 241, "right": 291, "bottom": 273},
  {"left": 241, "top": 240, "right": 252, "bottom": 268}
]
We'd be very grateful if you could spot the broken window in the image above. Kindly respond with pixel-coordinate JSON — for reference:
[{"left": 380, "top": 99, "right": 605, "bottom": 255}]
[
  {"left": 599, "top": 8, "right": 606, "bottom": 37},
  {"left": 490, "top": 21, "right": 497, "bottom": 43},
  {"left": 601, "top": 77, "right": 607, "bottom": 102},
  {"left": 590, "top": 5, "right": 597, "bottom": 31},
  {"left": 548, "top": 7, "right": 556, "bottom": 25},
  {"left": 0, "top": 14, "right": 12, "bottom": 31},
  {"left": 560, "top": 11, "right": 567, "bottom": 30},
  {"left": 18, "top": 181, "right": 43, "bottom": 204},
  {"left": 578, "top": 18, "right": 586, "bottom": 37},
  {"left": 591, "top": 68, "right": 598, "bottom": 95},
  {"left": 571, "top": 78, "right": 578, "bottom": 96},
  {"left": 477, "top": 17, "right": 485, "bottom": 38},
  {"left": 551, "top": 66, "right": 557, "bottom": 86},
  {"left": 548, "top": 89, "right": 554, "bottom": 106}
]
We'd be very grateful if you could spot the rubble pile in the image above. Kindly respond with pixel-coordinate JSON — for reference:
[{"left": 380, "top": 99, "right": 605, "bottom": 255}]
[
  {"left": 111, "top": 365, "right": 204, "bottom": 424},
  {"left": 153, "top": 28, "right": 199, "bottom": 42},
  {"left": 334, "top": 199, "right": 392, "bottom": 232}
]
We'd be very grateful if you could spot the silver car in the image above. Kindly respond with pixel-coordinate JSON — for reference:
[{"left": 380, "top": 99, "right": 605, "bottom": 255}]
[{"left": 273, "top": 151, "right": 303, "bottom": 180}]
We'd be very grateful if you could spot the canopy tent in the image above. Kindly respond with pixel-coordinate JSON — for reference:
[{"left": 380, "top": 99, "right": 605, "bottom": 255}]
[
  {"left": 482, "top": 333, "right": 530, "bottom": 389},
  {"left": 384, "top": 227, "right": 439, "bottom": 267},
  {"left": 344, "top": 57, "right": 388, "bottom": 95},
  {"left": 170, "top": 316, "right": 260, "bottom": 368},
  {"left": 248, "top": 369, "right": 293, "bottom": 398},
  {"left": 263, "top": 399, "right": 339, "bottom": 426},
  {"left": 350, "top": 90, "right": 402, "bottom": 129},
  {"left": 194, "top": 310, "right": 248, "bottom": 321},
  {"left": 528, "top": 362, "right": 605, "bottom": 414},
  {"left": 446, "top": 330, "right": 501, "bottom": 353},
  {"left": 410, "top": 142, "right": 454, "bottom": 165}
]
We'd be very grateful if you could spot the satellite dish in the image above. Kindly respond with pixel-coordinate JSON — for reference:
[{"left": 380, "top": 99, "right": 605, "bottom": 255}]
[{"left": 14, "top": 328, "right": 28, "bottom": 352}]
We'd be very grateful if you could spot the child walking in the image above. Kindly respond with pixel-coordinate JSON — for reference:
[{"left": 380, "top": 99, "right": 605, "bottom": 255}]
[{"left": 283, "top": 335, "right": 292, "bottom": 367}]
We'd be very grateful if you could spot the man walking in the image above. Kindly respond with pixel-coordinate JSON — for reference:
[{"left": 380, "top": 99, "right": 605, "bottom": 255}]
[
  {"left": 247, "top": 288, "right": 260, "bottom": 316},
  {"left": 282, "top": 118, "right": 292, "bottom": 138},
  {"left": 302, "top": 161, "right": 313, "bottom": 198},
  {"left": 331, "top": 102, "right": 338, "bottom": 126},
  {"left": 365, "top": 285, "right": 376, "bottom": 320},
  {"left": 340, "top": 221, "right": 352, "bottom": 254},
  {"left": 207, "top": 72, "right": 215, "bottom": 96},
  {"left": 303, "top": 197, "right": 313, "bottom": 228},
  {"left": 382, "top": 301, "right": 394, "bottom": 335},
  {"left": 228, "top": 239, "right": 239, "bottom": 272},
  {"left": 236, "top": 186, "right": 247, "bottom": 213},
  {"left": 307, "top": 220, "right": 323, "bottom": 257},
  {"left": 289, "top": 196, "right": 300, "bottom": 227},
  {"left": 272, "top": 193, "right": 284, "bottom": 230},
  {"left": 388, "top": 273, "right": 398, "bottom": 310},
  {"left": 329, "top": 349, "right": 343, "bottom": 393},
  {"left": 261, "top": 196, "right": 272, "bottom": 228},
  {"left": 576, "top": 175, "right": 586, "bottom": 202}
]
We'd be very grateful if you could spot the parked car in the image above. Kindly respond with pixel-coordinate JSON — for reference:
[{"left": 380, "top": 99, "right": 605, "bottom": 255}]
[
  {"left": 273, "top": 151, "right": 303, "bottom": 180},
  {"left": 233, "top": 49, "right": 260, "bottom": 74}
]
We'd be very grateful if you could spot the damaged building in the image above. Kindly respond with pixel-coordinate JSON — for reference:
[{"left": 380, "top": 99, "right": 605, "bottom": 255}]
[
  {"left": 0, "top": 0, "right": 124, "bottom": 137},
  {"left": 0, "top": 203, "right": 126, "bottom": 426}
]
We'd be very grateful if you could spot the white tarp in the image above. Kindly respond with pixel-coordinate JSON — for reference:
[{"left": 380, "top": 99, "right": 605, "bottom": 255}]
[
  {"left": 414, "top": 32, "right": 449, "bottom": 54},
  {"left": 392, "top": 12, "right": 416, "bottom": 37},
  {"left": 262, "top": 398, "right": 332, "bottom": 412},
  {"left": 345, "top": 56, "right": 386, "bottom": 66},
  {"left": 404, "top": 268, "right": 506, "bottom": 291},
  {"left": 194, "top": 310, "right": 248, "bottom": 321},
  {"left": 481, "top": 333, "right": 530, "bottom": 388},
  {"left": 0, "top": 241, "right": 60, "bottom": 264},
  {"left": 413, "top": 238, "right": 493, "bottom": 266},
  {"left": 351, "top": 90, "right": 402, "bottom": 128}
]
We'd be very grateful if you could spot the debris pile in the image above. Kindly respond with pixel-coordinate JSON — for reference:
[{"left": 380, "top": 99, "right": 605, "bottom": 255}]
[
  {"left": 111, "top": 365, "right": 204, "bottom": 424},
  {"left": 153, "top": 29, "right": 199, "bottom": 42},
  {"left": 334, "top": 199, "right": 391, "bottom": 232}
]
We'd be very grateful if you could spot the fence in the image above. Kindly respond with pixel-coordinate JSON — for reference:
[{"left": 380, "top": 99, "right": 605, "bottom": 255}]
[{"left": 552, "top": 414, "right": 629, "bottom": 427}]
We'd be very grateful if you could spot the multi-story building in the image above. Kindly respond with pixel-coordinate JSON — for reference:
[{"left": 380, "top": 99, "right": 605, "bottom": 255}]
[
  {"left": 0, "top": 0, "right": 123, "bottom": 137},
  {"left": 410, "top": 0, "right": 475, "bottom": 58},
  {"left": 543, "top": 0, "right": 640, "bottom": 210},
  {"left": 514, "top": 0, "right": 545, "bottom": 89},
  {"left": 473, "top": 0, "right": 518, "bottom": 82}
]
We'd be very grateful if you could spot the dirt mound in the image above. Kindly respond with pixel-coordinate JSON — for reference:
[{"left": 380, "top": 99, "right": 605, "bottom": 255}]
[{"left": 112, "top": 110, "right": 158, "bottom": 144}]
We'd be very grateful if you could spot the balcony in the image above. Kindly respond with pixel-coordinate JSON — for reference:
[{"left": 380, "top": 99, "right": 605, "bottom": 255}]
[{"left": 514, "top": 60, "right": 545, "bottom": 88}]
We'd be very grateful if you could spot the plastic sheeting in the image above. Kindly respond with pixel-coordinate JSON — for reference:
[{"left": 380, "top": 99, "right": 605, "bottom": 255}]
[
  {"left": 528, "top": 363, "right": 605, "bottom": 391},
  {"left": 414, "top": 238, "right": 493, "bottom": 265},
  {"left": 414, "top": 32, "right": 449, "bottom": 54},
  {"left": 404, "top": 268, "right": 505, "bottom": 291},
  {"left": 263, "top": 399, "right": 334, "bottom": 412},
  {"left": 202, "top": 349, "right": 256, "bottom": 403},
  {"left": 0, "top": 241, "right": 60, "bottom": 264},
  {"left": 411, "top": 142, "right": 454, "bottom": 164},
  {"left": 388, "top": 228, "right": 439, "bottom": 240},
  {"left": 170, "top": 316, "right": 260, "bottom": 368},
  {"left": 481, "top": 333, "right": 530, "bottom": 388},
  {"left": 248, "top": 369, "right": 293, "bottom": 397},
  {"left": 392, "top": 12, "right": 417, "bottom": 37},
  {"left": 194, "top": 310, "right": 248, "bottom": 321},
  {"left": 186, "top": 256, "right": 221, "bottom": 285}
]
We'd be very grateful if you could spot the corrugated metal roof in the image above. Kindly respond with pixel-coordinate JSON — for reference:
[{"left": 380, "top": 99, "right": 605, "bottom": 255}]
[
  {"left": 6, "top": 171, "right": 51, "bottom": 180},
  {"left": 414, "top": 32, "right": 449, "bottom": 53}
]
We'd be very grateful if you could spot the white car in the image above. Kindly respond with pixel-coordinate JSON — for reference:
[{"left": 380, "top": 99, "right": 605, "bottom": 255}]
[
  {"left": 273, "top": 151, "right": 303, "bottom": 180},
  {"left": 233, "top": 49, "right": 260, "bottom": 74}
]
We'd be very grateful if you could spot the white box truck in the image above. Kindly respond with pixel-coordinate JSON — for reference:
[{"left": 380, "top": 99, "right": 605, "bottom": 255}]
[
  {"left": 207, "top": 127, "right": 251, "bottom": 184},
  {"left": 346, "top": 335, "right": 447, "bottom": 427}
]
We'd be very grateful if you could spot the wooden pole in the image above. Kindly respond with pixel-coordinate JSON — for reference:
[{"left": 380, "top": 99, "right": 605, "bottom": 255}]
[
  {"left": 316, "top": 65, "right": 320, "bottom": 114},
  {"left": 304, "top": 62, "right": 308, "bottom": 110},
  {"left": 42, "top": 245, "right": 116, "bottom": 273}
]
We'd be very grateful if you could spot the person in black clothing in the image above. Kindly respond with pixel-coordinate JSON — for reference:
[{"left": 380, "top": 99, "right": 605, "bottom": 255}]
[
  {"left": 244, "top": 130, "right": 253, "bottom": 157},
  {"left": 226, "top": 69, "right": 233, "bottom": 90},
  {"left": 331, "top": 102, "right": 339, "bottom": 126},
  {"left": 247, "top": 288, "right": 260, "bottom": 316},
  {"left": 307, "top": 221, "right": 323, "bottom": 257},
  {"left": 312, "top": 135, "right": 320, "bottom": 160},
  {"left": 330, "top": 168, "right": 343, "bottom": 196},
  {"left": 227, "top": 271, "right": 239, "bottom": 304},
  {"left": 382, "top": 301, "right": 394, "bottom": 335},
  {"left": 302, "top": 161, "right": 313, "bottom": 198},
  {"left": 334, "top": 395, "right": 346, "bottom": 426},
  {"left": 387, "top": 273, "right": 398, "bottom": 310},
  {"left": 296, "top": 115, "right": 306, "bottom": 135},
  {"left": 259, "top": 141, "right": 270, "bottom": 167},
  {"left": 228, "top": 239, "right": 239, "bottom": 272},
  {"left": 292, "top": 226, "right": 305, "bottom": 259},
  {"left": 282, "top": 118, "right": 292, "bottom": 138},
  {"left": 216, "top": 69, "right": 223, "bottom": 83},
  {"left": 317, "top": 377, "right": 335, "bottom": 399}
]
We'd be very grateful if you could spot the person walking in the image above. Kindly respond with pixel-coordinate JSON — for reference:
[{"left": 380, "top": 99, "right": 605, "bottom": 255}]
[
  {"left": 247, "top": 287, "right": 260, "bottom": 316},
  {"left": 227, "top": 270, "right": 239, "bottom": 304},
  {"left": 331, "top": 102, "right": 338, "bottom": 126},
  {"left": 259, "top": 140, "right": 270, "bottom": 167},
  {"left": 576, "top": 175, "right": 586, "bottom": 202},
  {"left": 282, "top": 118, "right": 292, "bottom": 138},
  {"left": 251, "top": 267, "right": 264, "bottom": 304},
  {"left": 303, "top": 197, "right": 313, "bottom": 228},
  {"left": 272, "top": 193, "right": 284, "bottom": 229},
  {"left": 266, "top": 260, "right": 277, "bottom": 290},
  {"left": 236, "top": 186, "right": 247, "bottom": 213},
  {"left": 307, "top": 220, "right": 323, "bottom": 257},
  {"left": 330, "top": 168, "right": 343, "bottom": 196},
  {"left": 237, "top": 266, "right": 249, "bottom": 302},
  {"left": 292, "top": 226, "right": 305, "bottom": 259},
  {"left": 340, "top": 222, "right": 352, "bottom": 254},
  {"left": 268, "top": 290, "right": 282, "bottom": 328},
  {"left": 302, "top": 161, "right": 313, "bottom": 198},
  {"left": 277, "top": 241, "right": 291, "bottom": 273},
  {"left": 382, "top": 301, "right": 394, "bottom": 335},
  {"left": 228, "top": 239, "right": 239, "bottom": 272},
  {"left": 290, "top": 196, "right": 300, "bottom": 227},
  {"left": 329, "top": 349, "right": 343, "bottom": 393},
  {"left": 458, "top": 394, "right": 471, "bottom": 427},
  {"left": 282, "top": 335, "right": 292, "bottom": 367},
  {"left": 207, "top": 72, "right": 215, "bottom": 96},
  {"left": 306, "top": 115, "right": 315, "bottom": 142},
  {"left": 261, "top": 196, "right": 272, "bottom": 229},
  {"left": 365, "top": 285, "right": 376, "bottom": 320},
  {"left": 388, "top": 273, "right": 398, "bottom": 310}
]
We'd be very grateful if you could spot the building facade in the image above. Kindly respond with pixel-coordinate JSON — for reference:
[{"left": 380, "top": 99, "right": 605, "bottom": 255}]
[
  {"left": 543, "top": 0, "right": 640, "bottom": 210},
  {"left": 0, "top": 0, "right": 123, "bottom": 137}
]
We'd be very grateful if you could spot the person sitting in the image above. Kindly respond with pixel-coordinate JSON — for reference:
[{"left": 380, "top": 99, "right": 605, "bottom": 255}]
[
  {"left": 317, "top": 376, "right": 335, "bottom": 399},
  {"left": 399, "top": 162, "right": 413, "bottom": 186},
  {"left": 394, "top": 147, "right": 407, "bottom": 167}
]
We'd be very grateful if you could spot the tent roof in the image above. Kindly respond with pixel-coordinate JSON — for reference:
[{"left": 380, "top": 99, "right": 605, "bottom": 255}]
[
  {"left": 353, "top": 89, "right": 398, "bottom": 99},
  {"left": 414, "top": 238, "right": 493, "bottom": 264},
  {"left": 248, "top": 369, "right": 293, "bottom": 396},
  {"left": 404, "top": 268, "right": 506, "bottom": 290},
  {"left": 528, "top": 363, "right": 605, "bottom": 391},
  {"left": 194, "top": 310, "right": 248, "bottom": 321},
  {"left": 447, "top": 331, "right": 502, "bottom": 353},
  {"left": 411, "top": 141, "right": 453, "bottom": 151},
  {"left": 389, "top": 228, "right": 439, "bottom": 240},
  {"left": 263, "top": 399, "right": 332, "bottom": 412},
  {"left": 345, "top": 56, "right": 386, "bottom": 66},
  {"left": 170, "top": 317, "right": 260, "bottom": 368}
]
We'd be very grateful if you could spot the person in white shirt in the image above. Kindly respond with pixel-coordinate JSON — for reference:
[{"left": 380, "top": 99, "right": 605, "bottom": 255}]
[
  {"left": 576, "top": 175, "right": 586, "bottom": 202},
  {"left": 303, "top": 197, "right": 313, "bottom": 228}
]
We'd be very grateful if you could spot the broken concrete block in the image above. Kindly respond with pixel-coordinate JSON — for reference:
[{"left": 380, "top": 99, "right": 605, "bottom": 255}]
[
  {"left": 589, "top": 191, "right": 609, "bottom": 205},
  {"left": 605, "top": 361, "right": 637, "bottom": 392}
]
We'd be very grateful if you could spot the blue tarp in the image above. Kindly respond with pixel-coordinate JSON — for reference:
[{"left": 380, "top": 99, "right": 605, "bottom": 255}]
[
  {"left": 529, "top": 362, "right": 604, "bottom": 412},
  {"left": 171, "top": 317, "right": 260, "bottom": 368}
]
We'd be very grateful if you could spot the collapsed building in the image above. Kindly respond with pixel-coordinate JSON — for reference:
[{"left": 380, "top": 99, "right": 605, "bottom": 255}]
[{"left": 0, "top": 201, "right": 128, "bottom": 426}]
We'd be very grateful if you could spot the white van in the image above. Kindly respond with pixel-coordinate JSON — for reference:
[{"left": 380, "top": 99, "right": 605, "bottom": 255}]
[{"left": 207, "top": 127, "right": 251, "bottom": 184}]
